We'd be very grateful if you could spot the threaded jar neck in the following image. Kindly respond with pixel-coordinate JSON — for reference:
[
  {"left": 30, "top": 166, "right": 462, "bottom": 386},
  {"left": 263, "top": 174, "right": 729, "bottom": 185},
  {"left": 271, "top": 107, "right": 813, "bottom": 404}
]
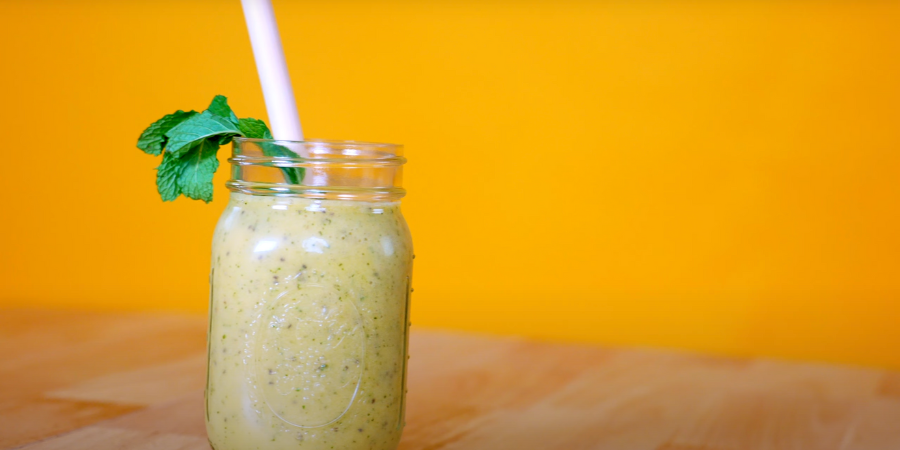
[{"left": 228, "top": 138, "right": 406, "bottom": 202}]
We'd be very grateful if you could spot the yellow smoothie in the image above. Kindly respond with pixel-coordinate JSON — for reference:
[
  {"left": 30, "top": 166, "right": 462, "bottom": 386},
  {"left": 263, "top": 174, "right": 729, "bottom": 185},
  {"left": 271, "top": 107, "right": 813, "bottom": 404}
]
[{"left": 206, "top": 192, "right": 412, "bottom": 450}]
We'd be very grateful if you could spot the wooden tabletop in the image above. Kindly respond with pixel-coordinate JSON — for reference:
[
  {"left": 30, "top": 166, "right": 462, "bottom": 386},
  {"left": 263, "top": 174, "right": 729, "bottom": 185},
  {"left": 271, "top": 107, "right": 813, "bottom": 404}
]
[{"left": 2, "top": 309, "right": 900, "bottom": 450}]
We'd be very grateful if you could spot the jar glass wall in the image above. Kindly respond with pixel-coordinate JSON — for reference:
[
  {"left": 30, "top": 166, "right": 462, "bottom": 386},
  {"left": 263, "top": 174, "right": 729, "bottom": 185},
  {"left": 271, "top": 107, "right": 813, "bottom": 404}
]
[{"left": 206, "top": 139, "right": 412, "bottom": 450}]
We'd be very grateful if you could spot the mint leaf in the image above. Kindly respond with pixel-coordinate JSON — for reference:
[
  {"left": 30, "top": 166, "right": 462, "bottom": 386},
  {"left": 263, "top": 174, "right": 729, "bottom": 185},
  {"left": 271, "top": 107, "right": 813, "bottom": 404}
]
[
  {"left": 137, "top": 110, "right": 197, "bottom": 156},
  {"left": 155, "top": 151, "right": 182, "bottom": 202},
  {"left": 137, "top": 95, "right": 306, "bottom": 202},
  {"left": 237, "top": 118, "right": 273, "bottom": 139},
  {"left": 207, "top": 95, "right": 239, "bottom": 124},
  {"left": 217, "top": 135, "right": 235, "bottom": 146},
  {"left": 177, "top": 139, "right": 220, "bottom": 203},
  {"left": 164, "top": 111, "right": 241, "bottom": 156}
]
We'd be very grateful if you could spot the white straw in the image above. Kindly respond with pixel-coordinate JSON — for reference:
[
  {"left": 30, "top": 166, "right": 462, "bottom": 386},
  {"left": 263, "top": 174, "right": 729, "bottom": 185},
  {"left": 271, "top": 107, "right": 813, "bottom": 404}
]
[{"left": 241, "top": 0, "right": 304, "bottom": 141}]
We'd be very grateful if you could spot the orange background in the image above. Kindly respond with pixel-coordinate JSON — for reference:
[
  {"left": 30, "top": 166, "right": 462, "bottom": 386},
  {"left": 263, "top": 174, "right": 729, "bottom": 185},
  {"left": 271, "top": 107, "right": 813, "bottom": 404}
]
[{"left": 1, "top": 1, "right": 899, "bottom": 368}]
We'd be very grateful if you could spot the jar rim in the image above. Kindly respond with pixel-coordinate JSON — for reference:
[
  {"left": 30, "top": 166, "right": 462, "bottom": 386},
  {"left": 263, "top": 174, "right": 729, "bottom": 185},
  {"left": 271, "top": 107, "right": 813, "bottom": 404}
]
[
  {"left": 233, "top": 137, "right": 402, "bottom": 150},
  {"left": 231, "top": 138, "right": 405, "bottom": 165}
]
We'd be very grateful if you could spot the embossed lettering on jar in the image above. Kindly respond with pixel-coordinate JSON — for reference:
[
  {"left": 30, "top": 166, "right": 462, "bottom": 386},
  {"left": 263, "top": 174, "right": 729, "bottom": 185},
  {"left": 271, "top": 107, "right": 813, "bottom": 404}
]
[{"left": 205, "top": 139, "right": 412, "bottom": 450}]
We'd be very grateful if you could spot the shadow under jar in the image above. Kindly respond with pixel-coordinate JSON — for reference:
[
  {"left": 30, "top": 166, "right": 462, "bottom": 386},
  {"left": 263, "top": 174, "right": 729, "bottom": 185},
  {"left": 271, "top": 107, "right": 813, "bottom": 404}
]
[{"left": 206, "top": 138, "right": 412, "bottom": 450}]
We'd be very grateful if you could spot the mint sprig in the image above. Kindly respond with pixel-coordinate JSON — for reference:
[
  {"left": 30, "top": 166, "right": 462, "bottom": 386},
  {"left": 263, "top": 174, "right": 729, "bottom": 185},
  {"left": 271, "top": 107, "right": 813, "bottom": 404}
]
[{"left": 137, "top": 95, "right": 304, "bottom": 202}]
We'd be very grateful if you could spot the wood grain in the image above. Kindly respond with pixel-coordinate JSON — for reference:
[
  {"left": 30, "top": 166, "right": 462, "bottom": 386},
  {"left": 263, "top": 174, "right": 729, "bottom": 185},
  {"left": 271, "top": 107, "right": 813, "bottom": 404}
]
[{"left": 2, "top": 309, "right": 900, "bottom": 449}]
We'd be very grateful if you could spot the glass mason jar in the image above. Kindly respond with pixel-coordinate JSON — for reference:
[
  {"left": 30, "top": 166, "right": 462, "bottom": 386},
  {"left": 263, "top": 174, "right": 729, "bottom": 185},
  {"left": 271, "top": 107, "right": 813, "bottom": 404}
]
[{"left": 206, "top": 138, "right": 412, "bottom": 450}]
